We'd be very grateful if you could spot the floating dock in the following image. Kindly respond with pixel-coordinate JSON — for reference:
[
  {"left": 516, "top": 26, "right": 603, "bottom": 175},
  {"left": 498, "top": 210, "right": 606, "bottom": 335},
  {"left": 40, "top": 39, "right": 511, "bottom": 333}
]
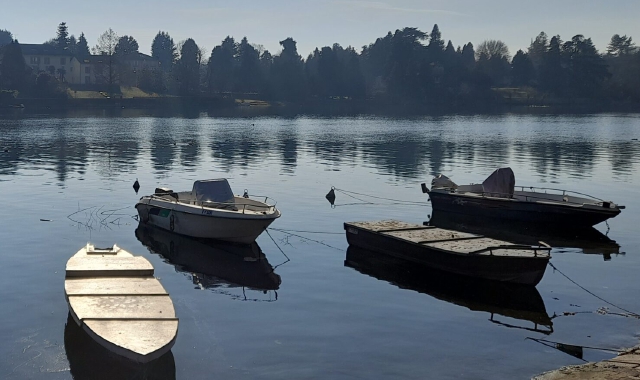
[
  {"left": 65, "top": 244, "right": 178, "bottom": 363},
  {"left": 344, "top": 220, "right": 551, "bottom": 285}
]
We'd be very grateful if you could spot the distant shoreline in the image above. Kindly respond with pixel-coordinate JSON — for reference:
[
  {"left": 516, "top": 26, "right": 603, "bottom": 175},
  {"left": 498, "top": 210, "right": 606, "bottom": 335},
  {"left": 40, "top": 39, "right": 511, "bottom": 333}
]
[{"left": 2, "top": 96, "right": 640, "bottom": 117}]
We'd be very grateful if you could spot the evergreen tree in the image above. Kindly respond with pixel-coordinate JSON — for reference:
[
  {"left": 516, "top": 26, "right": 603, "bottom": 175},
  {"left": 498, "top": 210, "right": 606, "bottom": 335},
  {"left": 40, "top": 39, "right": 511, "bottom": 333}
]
[
  {"left": 0, "top": 29, "right": 12, "bottom": 47},
  {"left": 0, "top": 41, "right": 27, "bottom": 90},
  {"left": 511, "top": 50, "right": 534, "bottom": 86},
  {"left": 461, "top": 43, "right": 476, "bottom": 68},
  {"left": 562, "top": 35, "right": 609, "bottom": 98},
  {"left": 427, "top": 24, "right": 444, "bottom": 63},
  {"left": 151, "top": 31, "right": 178, "bottom": 72},
  {"left": 207, "top": 36, "right": 237, "bottom": 93},
  {"left": 56, "top": 22, "right": 69, "bottom": 49},
  {"left": 76, "top": 33, "right": 90, "bottom": 57},
  {"left": 176, "top": 38, "right": 201, "bottom": 95},
  {"left": 607, "top": 34, "right": 637, "bottom": 56},
  {"left": 528, "top": 32, "right": 548, "bottom": 69},
  {"left": 236, "top": 37, "right": 261, "bottom": 93},
  {"left": 115, "top": 36, "right": 139, "bottom": 56},
  {"left": 68, "top": 35, "right": 77, "bottom": 55},
  {"left": 271, "top": 37, "right": 305, "bottom": 100},
  {"left": 539, "top": 35, "right": 564, "bottom": 95}
]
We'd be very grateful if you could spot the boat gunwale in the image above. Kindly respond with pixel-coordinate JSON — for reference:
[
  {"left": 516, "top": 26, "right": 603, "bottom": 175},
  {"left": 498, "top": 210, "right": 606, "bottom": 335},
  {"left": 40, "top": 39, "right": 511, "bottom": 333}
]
[
  {"left": 345, "top": 222, "right": 551, "bottom": 260},
  {"left": 428, "top": 190, "right": 622, "bottom": 215},
  {"left": 136, "top": 198, "right": 281, "bottom": 220}
]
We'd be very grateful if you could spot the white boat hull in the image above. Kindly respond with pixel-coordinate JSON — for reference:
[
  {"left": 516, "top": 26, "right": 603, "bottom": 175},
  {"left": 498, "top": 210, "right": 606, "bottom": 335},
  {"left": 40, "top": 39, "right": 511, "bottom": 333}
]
[{"left": 136, "top": 198, "right": 279, "bottom": 244}]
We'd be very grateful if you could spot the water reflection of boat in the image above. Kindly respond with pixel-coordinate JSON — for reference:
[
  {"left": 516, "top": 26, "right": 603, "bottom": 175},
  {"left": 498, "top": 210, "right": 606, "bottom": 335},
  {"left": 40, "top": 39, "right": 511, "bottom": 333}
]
[
  {"left": 428, "top": 211, "right": 621, "bottom": 258},
  {"left": 345, "top": 246, "right": 553, "bottom": 333},
  {"left": 135, "top": 223, "right": 281, "bottom": 293},
  {"left": 64, "top": 313, "right": 176, "bottom": 380}
]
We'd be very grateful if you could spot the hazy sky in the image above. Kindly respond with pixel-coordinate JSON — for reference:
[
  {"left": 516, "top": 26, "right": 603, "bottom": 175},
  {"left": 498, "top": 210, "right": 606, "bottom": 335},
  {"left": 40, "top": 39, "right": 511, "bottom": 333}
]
[{"left": 2, "top": 0, "right": 638, "bottom": 58}]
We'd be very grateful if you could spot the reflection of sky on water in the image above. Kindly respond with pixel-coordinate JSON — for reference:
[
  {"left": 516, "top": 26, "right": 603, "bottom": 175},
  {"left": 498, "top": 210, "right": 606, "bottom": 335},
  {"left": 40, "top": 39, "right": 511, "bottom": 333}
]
[
  {"left": 1, "top": 114, "right": 640, "bottom": 379},
  {"left": 1, "top": 115, "right": 639, "bottom": 186}
]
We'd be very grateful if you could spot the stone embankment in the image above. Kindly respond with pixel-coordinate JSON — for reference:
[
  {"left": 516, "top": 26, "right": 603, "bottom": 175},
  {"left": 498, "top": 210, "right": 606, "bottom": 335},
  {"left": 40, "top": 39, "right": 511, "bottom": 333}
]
[{"left": 533, "top": 346, "right": 640, "bottom": 380}]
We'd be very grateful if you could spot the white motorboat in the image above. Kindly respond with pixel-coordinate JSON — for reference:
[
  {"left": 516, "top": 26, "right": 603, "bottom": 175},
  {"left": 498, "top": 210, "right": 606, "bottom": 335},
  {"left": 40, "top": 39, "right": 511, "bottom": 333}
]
[
  {"left": 136, "top": 179, "right": 281, "bottom": 244},
  {"left": 421, "top": 167, "right": 624, "bottom": 228}
]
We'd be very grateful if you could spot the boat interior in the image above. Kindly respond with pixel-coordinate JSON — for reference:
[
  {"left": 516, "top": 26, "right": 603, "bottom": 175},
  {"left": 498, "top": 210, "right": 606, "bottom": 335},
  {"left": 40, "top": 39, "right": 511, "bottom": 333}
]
[
  {"left": 454, "top": 184, "right": 607, "bottom": 207},
  {"left": 149, "top": 179, "right": 278, "bottom": 214}
]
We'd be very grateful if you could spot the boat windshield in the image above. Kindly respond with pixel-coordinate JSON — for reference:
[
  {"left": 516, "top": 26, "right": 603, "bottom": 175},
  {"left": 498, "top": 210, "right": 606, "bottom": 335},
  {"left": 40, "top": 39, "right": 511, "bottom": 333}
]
[{"left": 193, "top": 179, "right": 235, "bottom": 204}]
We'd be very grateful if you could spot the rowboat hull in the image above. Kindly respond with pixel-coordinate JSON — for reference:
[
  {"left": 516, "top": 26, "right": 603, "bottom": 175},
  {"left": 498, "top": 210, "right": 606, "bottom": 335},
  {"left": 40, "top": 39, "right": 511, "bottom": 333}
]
[
  {"left": 344, "top": 222, "right": 550, "bottom": 286},
  {"left": 65, "top": 244, "right": 178, "bottom": 363}
]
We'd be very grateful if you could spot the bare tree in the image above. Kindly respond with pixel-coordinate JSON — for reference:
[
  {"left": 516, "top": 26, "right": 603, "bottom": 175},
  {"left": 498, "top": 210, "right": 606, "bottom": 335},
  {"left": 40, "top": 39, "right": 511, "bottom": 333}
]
[
  {"left": 476, "top": 40, "right": 510, "bottom": 61},
  {"left": 92, "top": 28, "right": 119, "bottom": 91}
]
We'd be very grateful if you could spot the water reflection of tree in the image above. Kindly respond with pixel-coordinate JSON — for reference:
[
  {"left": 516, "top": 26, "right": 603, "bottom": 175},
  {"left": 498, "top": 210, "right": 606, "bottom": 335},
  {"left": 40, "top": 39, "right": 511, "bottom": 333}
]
[
  {"left": 311, "top": 135, "right": 358, "bottom": 170},
  {"left": 361, "top": 133, "right": 428, "bottom": 179},
  {"left": 51, "top": 123, "right": 89, "bottom": 184},
  {"left": 608, "top": 141, "right": 639, "bottom": 179},
  {"left": 209, "top": 125, "right": 271, "bottom": 170},
  {"left": 276, "top": 127, "right": 298, "bottom": 173},
  {"left": 150, "top": 120, "right": 176, "bottom": 174},
  {"left": 521, "top": 141, "right": 597, "bottom": 180}
]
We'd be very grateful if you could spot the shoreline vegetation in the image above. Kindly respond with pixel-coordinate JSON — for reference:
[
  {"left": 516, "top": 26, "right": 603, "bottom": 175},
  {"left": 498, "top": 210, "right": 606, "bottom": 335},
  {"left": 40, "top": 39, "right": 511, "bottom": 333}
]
[{"left": 1, "top": 23, "right": 640, "bottom": 115}]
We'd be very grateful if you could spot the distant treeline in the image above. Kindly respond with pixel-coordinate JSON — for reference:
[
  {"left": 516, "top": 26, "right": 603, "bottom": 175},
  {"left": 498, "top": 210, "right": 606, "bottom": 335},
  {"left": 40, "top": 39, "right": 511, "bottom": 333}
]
[{"left": 1, "top": 24, "right": 640, "bottom": 109}]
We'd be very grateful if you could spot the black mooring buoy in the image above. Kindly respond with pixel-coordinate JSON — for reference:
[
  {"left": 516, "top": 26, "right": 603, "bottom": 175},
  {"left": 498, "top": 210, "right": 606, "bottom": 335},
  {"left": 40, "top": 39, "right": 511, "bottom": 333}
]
[
  {"left": 133, "top": 178, "right": 140, "bottom": 194},
  {"left": 326, "top": 188, "right": 336, "bottom": 206}
]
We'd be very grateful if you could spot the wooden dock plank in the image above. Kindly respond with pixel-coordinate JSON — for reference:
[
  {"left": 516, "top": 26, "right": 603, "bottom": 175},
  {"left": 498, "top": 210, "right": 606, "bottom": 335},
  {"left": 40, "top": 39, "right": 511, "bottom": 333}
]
[
  {"left": 65, "top": 277, "right": 167, "bottom": 296},
  {"left": 424, "top": 238, "right": 514, "bottom": 254},
  {"left": 83, "top": 319, "right": 178, "bottom": 357},
  {"left": 68, "top": 295, "right": 176, "bottom": 319},
  {"left": 66, "top": 256, "right": 154, "bottom": 277},
  {"left": 346, "top": 220, "right": 424, "bottom": 232},
  {"left": 382, "top": 228, "right": 480, "bottom": 244}
]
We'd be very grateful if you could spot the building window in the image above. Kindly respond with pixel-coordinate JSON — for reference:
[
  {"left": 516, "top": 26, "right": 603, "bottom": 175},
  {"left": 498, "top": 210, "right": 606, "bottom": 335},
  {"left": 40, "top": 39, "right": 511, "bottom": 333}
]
[
  {"left": 44, "top": 57, "right": 50, "bottom": 64},
  {"left": 85, "top": 67, "right": 91, "bottom": 74},
  {"left": 69, "top": 66, "right": 73, "bottom": 72},
  {"left": 30, "top": 57, "right": 40, "bottom": 64},
  {"left": 85, "top": 76, "right": 90, "bottom": 84},
  {"left": 60, "top": 57, "right": 66, "bottom": 65}
]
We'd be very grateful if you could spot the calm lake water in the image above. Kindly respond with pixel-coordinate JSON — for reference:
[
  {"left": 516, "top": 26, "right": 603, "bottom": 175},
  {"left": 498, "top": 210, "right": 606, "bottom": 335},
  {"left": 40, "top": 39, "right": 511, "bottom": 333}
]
[{"left": 1, "top": 113, "right": 639, "bottom": 379}]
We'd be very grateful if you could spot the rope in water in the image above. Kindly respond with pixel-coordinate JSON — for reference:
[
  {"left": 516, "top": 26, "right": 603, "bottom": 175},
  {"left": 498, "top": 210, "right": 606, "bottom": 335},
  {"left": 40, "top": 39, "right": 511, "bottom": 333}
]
[
  {"left": 526, "top": 337, "right": 621, "bottom": 353},
  {"left": 548, "top": 262, "right": 640, "bottom": 318},
  {"left": 265, "top": 229, "right": 290, "bottom": 271},
  {"left": 268, "top": 228, "right": 343, "bottom": 251},
  {"left": 269, "top": 227, "right": 343, "bottom": 235}
]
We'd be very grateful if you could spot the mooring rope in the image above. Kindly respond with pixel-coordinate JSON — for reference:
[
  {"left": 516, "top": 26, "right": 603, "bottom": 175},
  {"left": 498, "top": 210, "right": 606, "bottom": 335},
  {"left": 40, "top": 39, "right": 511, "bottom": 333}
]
[
  {"left": 526, "top": 337, "right": 621, "bottom": 353},
  {"left": 332, "top": 187, "right": 430, "bottom": 207},
  {"left": 269, "top": 227, "right": 343, "bottom": 235},
  {"left": 268, "top": 228, "right": 343, "bottom": 251},
  {"left": 265, "top": 229, "right": 290, "bottom": 271},
  {"left": 548, "top": 262, "right": 640, "bottom": 318}
]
